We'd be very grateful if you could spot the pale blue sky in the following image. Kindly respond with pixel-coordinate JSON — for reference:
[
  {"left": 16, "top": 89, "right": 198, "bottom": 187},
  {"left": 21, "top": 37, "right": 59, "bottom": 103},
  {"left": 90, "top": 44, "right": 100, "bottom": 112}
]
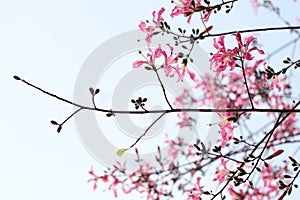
[{"left": 1, "top": 0, "right": 300, "bottom": 200}]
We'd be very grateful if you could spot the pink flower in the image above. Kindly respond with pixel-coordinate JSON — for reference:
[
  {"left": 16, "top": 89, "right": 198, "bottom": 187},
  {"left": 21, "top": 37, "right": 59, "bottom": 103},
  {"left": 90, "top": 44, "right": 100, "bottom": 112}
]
[
  {"left": 88, "top": 167, "right": 99, "bottom": 190},
  {"left": 210, "top": 33, "right": 264, "bottom": 77},
  {"left": 132, "top": 45, "right": 180, "bottom": 78},
  {"left": 171, "top": 0, "right": 194, "bottom": 18},
  {"left": 108, "top": 176, "right": 121, "bottom": 197},
  {"left": 213, "top": 158, "right": 230, "bottom": 184},
  {"left": 174, "top": 89, "right": 198, "bottom": 107},
  {"left": 269, "top": 75, "right": 281, "bottom": 91},
  {"left": 176, "top": 112, "right": 195, "bottom": 128},
  {"left": 152, "top": 7, "right": 165, "bottom": 26},
  {"left": 138, "top": 22, "right": 155, "bottom": 46},
  {"left": 132, "top": 59, "right": 148, "bottom": 69},
  {"left": 188, "top": 177, "right": 204, "bottom": 199},
  {"left": 160, "top": 44, "right": 179, "bottom": 76},
  {"left": 138, "top": 7, "right": 165, "bottom": 46},
  {"left": 210, "top": 35, "right": 237, "bottom": 77},
  {"left": 233, "top": 32, "right": 264, "bottom": 60},
  {"left": 228, "top": 184, "right": 246, "bottom": 200},
  {"left": 133, "top": 45, "right": 198, "bottom": 81},
  {"left": 217, "top": 113, "right": 237, "bottom": 148},
  {"left": 164, "top": 134, "right": 180, "bottom": 159},
  {"left": 261, "top": 164, "right": 286, "bottom": 197},
  {"left": 171, "top": 0, "right": 212, "bottom": 23},
  {"left": 176, "top": 63, "right": 197, "bottom": 82}
]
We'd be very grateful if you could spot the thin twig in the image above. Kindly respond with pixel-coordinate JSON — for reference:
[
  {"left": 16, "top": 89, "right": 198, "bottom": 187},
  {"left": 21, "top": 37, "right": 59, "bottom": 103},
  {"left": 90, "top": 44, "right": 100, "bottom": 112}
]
[
  {"left": 153, "top": 67, "right": 174, "bottom": 110},
  {"left": 127, "top": 113, "right": 166, "bottom": 149}
]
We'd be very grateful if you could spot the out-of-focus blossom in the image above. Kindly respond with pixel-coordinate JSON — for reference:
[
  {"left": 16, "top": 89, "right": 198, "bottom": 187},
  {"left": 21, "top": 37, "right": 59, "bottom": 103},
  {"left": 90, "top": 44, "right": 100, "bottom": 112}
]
[
  {"left": 213, "top": 158, "right": 230, "bottom": 184},
  {"left": 217, "top": 113, "right": 237, "bottom": 148},
  {"left": 188, "top": 177, "right": 204, "bottom": 199}
]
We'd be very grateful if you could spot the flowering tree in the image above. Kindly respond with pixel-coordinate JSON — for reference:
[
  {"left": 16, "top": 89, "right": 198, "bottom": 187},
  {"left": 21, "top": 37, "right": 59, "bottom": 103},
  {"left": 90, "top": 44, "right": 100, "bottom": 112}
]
[{"left": 14, "top": 0, "right": 300, "bottom": 199}]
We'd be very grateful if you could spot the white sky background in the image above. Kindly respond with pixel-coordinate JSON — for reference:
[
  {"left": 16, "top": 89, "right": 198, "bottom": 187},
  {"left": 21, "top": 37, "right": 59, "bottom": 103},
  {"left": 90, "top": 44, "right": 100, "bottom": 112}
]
[{"left": 1, "top": 0, "right": 300, "bottom": 200}]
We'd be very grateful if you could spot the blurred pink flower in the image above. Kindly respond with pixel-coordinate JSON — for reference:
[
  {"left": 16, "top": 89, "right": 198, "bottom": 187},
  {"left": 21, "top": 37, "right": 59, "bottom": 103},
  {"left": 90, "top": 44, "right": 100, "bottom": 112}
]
[
  {"left": 188, "top": 177, "right": 204, "bottom": 200},
  {"left": 213, "top": 158, "right": 230, "bottom": 184}
]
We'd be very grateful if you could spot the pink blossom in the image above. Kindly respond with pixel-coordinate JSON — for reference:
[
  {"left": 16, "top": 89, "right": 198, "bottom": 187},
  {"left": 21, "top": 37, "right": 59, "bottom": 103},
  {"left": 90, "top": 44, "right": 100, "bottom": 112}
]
[
  {"left": 133, "top": 45, "right": 199, "bottom": 81},
  {"left": 171, "top": 0, "right": 194, "bottom": 19},
  {"left": 133, "top": 45, "right": 183, "bottom": 78},
  {"left": 138, "top": 22, "right": 155, "bottom": 46},
  {"left": 217, "top": 113, "right": 237, "bottom": 148},
  {"left": 138, "top": 7, "right": 165, "bottom": 46},
  {"left": 269, "top": 75, "right": 281, "bottom": 91},
  {"left": 152, "top": 7, "right": 165, "bottom": 26},
  {"left": 108, "top": 176, "right": 121, "bottom": 197},
  {"left": 213, "top": 158, "right": 230, "bottom": 184},
  {"left": 233, "top": 32, "right": 265, "bottom": 60},
  {"left": 177, "top": 63, "right": 197, "bottom": 82},
  {"left": 164, "top": 134, "right": 180, "bottom": 159},
  {"left": 171, "top": 0, "right": 212, "bottom": 23},
  {"left": 88, "top": 167, "right": 100, "bottom": 190},
  {"left": 176, "top": 112, "right": 195, "bottom": 128},
  {"left": 160, "top": 44, "right": 179, "bottom": 76},
  {"left": 132, "top": 59, "right": 148, "bottom": 68},
  {"left": 210, "top": 33, "right": 264, "bottom": 77},
  {"left": 210, "top": 35, "right": 236, "bottom": 77},
  {"left": 188, "top": 177, "right": 204, "bottom": 200}
]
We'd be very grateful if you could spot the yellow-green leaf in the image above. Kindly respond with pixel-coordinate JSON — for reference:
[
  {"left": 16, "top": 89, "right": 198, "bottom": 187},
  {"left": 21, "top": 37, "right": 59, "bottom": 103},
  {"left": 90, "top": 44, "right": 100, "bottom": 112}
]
[{"left": 116, "top": 148, "right": 128, "bottom": 157}]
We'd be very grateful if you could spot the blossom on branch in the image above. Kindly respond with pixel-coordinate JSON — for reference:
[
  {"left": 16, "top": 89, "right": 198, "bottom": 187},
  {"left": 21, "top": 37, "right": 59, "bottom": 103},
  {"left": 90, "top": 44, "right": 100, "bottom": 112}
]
[
  {"left": 138, "top": 7, "right": 165, "bottom": 46},
  {"left": 133, "top": 46, "right": 174, "bottom": 76},
  {"left": 213, "top": 158, "right": 230, "bottom": 184},
  {"left": 217, "top": 113, "right": 237, "bottom": 148},
  {"left": 269, "top": 75, "right": 281, "bottom": 91},
  {"left": 133, "top": 44, "right": 198, "bottom": 82},
  {"left": 210, "top": 35, "right": 236, "bottom": 76},
  {"left": 88, "top": 167, "right": 100, "bottom": 190},
  {"left": 210, "top": 32, "right": 264, "bottom": 77},
  {"left": 132, "top": 45, "right": 179, "bottom": 77},
  {"left": 171, "top": 0, "right": 212, "bottom": 23},
  {"left": 233, "top": 32, "right": 265, "bottom": 60},
  {"left": 188, "top": 177, "right": 204, "bottom": 199}
]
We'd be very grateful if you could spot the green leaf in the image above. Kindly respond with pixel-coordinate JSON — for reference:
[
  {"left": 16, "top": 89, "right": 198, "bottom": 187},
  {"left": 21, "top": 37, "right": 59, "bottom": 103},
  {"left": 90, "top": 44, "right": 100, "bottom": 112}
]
[{"left": 116, "top": 148, "right": 128, "bottom": 157}]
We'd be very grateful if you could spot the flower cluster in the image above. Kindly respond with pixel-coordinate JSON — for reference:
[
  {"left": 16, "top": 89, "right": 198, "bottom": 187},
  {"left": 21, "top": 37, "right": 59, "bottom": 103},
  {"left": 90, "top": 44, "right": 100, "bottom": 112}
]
[
  {"left": 187, "top": 177, "right": 204, "bottom": 199},
  {"left": 133, "top": 44, "right": 198, "bottom": 82},
  {"left": 170, "top": 0, "right": 212, "bottom": 24},
  {"left": 133, "top": 44, "right": 179, "bottom": 77},
  {"left": 210, "top": 32, "right": 265, "bottom": 77},
  {"left": 212, "top": 158, "right": 230, "bottom": 184}
]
